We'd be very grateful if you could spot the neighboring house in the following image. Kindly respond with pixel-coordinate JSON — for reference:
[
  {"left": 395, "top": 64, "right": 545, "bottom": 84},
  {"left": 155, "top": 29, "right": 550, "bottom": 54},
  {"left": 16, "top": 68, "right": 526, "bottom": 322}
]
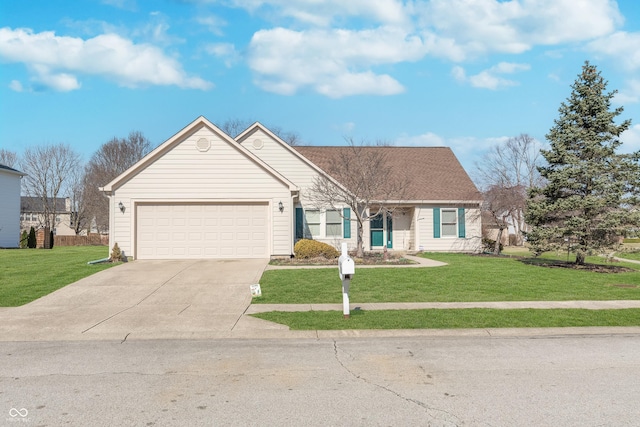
[
  {"left": 20, "top": 197, "right": 77, "bottom": 237},
  {"left": 0, "top": 164, "right": 26, "bottom": 248},
  {"left": 101, "top": 116, "right": 483, "bottom": 260}
]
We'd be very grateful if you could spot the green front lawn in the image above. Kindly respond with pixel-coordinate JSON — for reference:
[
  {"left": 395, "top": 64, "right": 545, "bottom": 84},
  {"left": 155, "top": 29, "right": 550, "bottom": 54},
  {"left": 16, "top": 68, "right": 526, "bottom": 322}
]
[
  {"left": 253, "top": 308, "right": 640, "bottom": 330},
  {"left": 0, "top": 246, "right": 115, "bottom": 306},
  {"left": 255, "top": 253, "right": 640, "bottom": 304}
]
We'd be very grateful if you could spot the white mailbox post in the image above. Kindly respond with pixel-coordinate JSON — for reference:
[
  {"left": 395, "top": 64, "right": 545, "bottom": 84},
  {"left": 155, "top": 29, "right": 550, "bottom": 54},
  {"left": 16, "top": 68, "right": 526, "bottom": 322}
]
[{"left": 338, "top": 242, "right": 355, "bottom": 318}]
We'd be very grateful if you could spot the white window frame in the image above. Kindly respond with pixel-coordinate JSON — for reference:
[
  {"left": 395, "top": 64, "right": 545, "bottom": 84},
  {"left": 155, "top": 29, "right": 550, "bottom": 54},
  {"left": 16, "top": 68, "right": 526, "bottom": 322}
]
[
  {"left": 325, "top": 209, "right": 342, "bottom": 237},
  {"left": 304, "top": 208, "right": 343, "bottom": 238},
  {"left": 441, "top": 208, "right": 458, "bottom": 238},
  {"left": 305, "top": 209, "right": 321, "bottom": 237}
]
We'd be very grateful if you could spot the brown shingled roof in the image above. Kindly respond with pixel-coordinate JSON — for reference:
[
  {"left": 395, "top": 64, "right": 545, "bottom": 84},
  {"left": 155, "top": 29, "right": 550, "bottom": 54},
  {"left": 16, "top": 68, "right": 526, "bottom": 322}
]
[{"left": 293, "top": 146, "right": 482, "bottom": 202}]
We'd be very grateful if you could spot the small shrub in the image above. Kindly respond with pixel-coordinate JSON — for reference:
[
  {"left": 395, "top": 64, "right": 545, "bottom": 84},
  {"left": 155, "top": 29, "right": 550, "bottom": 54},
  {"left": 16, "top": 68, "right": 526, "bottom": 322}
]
[
  {"left": 27, "top": 227, "right": 37, "bottom": 249},
  {"left": 110, "top": 243, "right": 123, "bottom": 262},
  {"left": 294, "top": 239, "right": 340, "bottom": 259},
  {"left": 482, "top": 237, "right": 503, "bottom": 253},
  {"left": 20, "top": 230, "right": 28, "bottom": 249}
]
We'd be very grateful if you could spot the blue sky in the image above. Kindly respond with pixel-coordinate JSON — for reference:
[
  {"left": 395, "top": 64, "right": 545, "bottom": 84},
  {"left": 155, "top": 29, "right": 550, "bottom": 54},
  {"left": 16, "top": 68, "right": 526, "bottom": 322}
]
[{"left": 1, "top": 0, "right": 640, "bottom": 175}]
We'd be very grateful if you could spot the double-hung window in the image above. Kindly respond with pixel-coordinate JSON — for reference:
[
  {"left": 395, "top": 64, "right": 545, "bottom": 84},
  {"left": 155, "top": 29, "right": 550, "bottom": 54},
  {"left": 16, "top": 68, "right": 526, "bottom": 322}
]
[
  {"left": 441, "top": 209, "right": 458, "bottom": 237},
  {"left": 325, "top": 210, "right": 342, "bottom": 237},
  {"left": 305, "top": 210, "right": 321, "bottom": 236}
]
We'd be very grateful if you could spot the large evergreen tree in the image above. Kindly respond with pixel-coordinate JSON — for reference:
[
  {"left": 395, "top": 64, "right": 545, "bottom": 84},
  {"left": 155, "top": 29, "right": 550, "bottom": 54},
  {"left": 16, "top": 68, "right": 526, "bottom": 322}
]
[{"left": 526, "top": 61, "right": 640, "bottom": 265}]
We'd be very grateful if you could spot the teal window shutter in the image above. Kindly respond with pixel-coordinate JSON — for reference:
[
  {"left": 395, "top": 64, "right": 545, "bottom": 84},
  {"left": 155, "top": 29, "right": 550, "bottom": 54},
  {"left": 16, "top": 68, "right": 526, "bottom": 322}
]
[
  {"left": 458, "top": 208, "right": 466, "bottom": 238},
  {"left": 433, "top": 208, "right": 441, "bottom": 238},
  {"left": 343, "top": 208, "right": 351, "bottom": 238},
  {"left": 295, "top": 208, "right": 303, "bottom": 239}
]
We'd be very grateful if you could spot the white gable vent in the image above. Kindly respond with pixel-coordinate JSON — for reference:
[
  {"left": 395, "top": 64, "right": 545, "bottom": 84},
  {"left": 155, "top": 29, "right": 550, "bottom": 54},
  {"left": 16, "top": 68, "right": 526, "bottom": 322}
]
[
  {"left": 196, "top": 137, "right": 211, "bottom": 152},
  {"left": 252, "top": 138, "right": 264, "bottom": 150}
]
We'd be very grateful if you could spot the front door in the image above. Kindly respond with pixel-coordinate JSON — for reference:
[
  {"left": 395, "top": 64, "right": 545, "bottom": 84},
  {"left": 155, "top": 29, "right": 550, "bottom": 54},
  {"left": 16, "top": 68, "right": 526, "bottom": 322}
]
[
  {"left": 370, "top": 212, "right": 393, "bottom": 248},
  {"left": 370, "top": 213, "right": 384, "bottom": 247}
]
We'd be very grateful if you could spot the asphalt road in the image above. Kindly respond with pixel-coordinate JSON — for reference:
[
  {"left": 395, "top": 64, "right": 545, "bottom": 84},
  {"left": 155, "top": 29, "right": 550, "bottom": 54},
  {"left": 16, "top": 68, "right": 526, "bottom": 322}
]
[{"left": 2, "top": 334, "right": 639, "bottom": 426}]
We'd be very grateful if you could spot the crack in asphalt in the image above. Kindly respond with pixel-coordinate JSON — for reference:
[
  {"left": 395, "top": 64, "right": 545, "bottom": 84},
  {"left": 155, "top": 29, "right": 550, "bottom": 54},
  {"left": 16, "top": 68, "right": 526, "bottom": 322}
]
[{"left": 332, "top": 340, "right": 461, "bottom": 426}]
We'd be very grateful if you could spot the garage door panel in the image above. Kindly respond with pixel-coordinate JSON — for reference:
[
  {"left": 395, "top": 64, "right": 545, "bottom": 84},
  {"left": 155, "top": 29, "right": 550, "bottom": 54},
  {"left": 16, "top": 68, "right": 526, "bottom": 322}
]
[{"left": 137, "top": 203, "right": 268, "bottom": 259}]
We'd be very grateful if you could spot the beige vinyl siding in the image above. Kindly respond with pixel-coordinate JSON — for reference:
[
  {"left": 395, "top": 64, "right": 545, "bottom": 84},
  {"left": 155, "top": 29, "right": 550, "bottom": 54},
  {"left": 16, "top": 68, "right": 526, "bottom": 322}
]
[
  {"left": 240, "top": 128, "right": 358, "bottom": 251},
  {"left": 110, "top": 126, "right": 292, "bottom": 258},
  {"left": 415, "top": 205, "right": 482, "bottom": 252}
]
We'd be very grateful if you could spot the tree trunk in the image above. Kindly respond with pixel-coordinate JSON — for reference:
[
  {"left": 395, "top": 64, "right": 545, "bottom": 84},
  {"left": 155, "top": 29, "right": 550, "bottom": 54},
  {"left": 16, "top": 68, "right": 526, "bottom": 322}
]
[
  {"left": 494, "top": 228, "right": 504, "bottom": 255},
  {"left": 356, "top": 218, "right": 365, "bottom": 258},
  {"left": 575, "top": 250, "right": 586, "bottom": 265}
]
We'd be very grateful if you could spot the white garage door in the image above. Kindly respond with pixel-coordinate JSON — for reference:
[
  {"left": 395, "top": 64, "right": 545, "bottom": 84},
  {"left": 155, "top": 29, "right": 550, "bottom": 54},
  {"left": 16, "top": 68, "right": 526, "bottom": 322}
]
[{"left": 136, "top": 203, "right": 268, "bottom": 259}]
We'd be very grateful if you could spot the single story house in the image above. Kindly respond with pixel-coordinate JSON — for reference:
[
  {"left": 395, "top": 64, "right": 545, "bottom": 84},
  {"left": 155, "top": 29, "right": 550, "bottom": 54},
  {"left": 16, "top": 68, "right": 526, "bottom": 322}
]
[
  {"left": 101, "top": 116, "right": 482, "bottom": 259},
  {"left": 0, "top": 164, "right": 26, "bottom": 248}
]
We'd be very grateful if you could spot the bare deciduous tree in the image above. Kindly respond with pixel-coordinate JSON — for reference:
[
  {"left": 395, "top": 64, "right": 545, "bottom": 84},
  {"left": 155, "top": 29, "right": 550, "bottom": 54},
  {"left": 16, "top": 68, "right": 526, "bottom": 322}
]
[
  {"left": 307, "top": 138, "right": 406, "bottom": 257},
  {"left": 483, "top": 185, "right": 527, "bottom": 254},
  {"left": 68, "top": 166, "right": 87, "bottom": 235},
  {"left": 0, "top": 149, "right": 18, "bottom": 167},
  {"left": 219, "top": 118, "right": 302, "bottom": 145},
  {"left": 475, "top": 134, "right": 544, "bottom": 245},
  {"left": 83, "top": 131, "right": 153, "bottom": 233},
  {"left": 20, "top": 143, "right": 81, "bottom": 231}
]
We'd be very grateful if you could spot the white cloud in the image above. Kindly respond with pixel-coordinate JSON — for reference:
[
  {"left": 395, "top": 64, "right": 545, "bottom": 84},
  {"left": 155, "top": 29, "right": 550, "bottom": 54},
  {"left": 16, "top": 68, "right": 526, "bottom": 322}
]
[
  {"left": 453, "top": 62, "right": 530, "bottom": 90},
  {"left": 0, "top": 27, "right": 212, "bottom": 91},
  {"left": 395, "top": 132, "right": 446, "bottom": 146},
  {"left": 205, "top": 43, "right": 241, "bottom": 67},
  {"left": 101, "top": 0, "right": 137, "bottom": 11},
  {"left": 337, "top": 122, "right": 356, "bottom": 134},
  {"left": 393, "top": 131, "right": 512, "bottom": 172},
  {"left": 588, "top": 31, "right": 640, "bottom": 72},
  {"left": 196, "top": 15, "right": 227, "bottom": 36},
  {"left": 236, "top": 0, "right": 624, "bottom": 98},
  {"left": 247, "top": 27, "right": 421, "bottom": 96},
  {"left": 621, "top": 124, "right": 640, "bottom": 153},
  {"left": 8, "top": 79, "right": 23, "bottom": 92},
  {"left": 230, "top": 0, "right": 408, "bottom": 26},
  {"left": 615, "top": 79, "right": 640, "bottom": 105},
  {"left": 416, "top": 0, "right": 622, "bottom": 61}
]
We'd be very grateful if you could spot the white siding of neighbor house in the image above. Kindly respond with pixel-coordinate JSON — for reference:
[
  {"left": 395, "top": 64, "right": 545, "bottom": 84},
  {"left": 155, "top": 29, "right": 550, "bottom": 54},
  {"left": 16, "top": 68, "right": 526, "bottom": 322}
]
[
  {"left": 110, "top": 126, "right": 292, "bottom": 258},
  {"left": 414, "top": 205, "right": 482, "bottom": 252},
  {"left": 239, "top": 128, "right": 358, "bottom": 251},
  {"left": 0, "top": 171, "right": 22, "bottom": 248}
]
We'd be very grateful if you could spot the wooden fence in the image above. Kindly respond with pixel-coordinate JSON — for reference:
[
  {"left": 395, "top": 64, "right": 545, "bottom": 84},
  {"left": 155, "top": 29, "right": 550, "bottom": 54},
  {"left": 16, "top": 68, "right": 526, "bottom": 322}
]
[{"left": 53, "top": 234, "right": 109, "bottom": 246}]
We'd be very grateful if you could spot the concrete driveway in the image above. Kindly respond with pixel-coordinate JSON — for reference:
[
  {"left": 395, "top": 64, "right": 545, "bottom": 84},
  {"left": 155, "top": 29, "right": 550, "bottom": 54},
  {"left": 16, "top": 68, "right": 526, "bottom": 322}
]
[{"left": 0, "top": 259, "right": 285, "bottom": 341}]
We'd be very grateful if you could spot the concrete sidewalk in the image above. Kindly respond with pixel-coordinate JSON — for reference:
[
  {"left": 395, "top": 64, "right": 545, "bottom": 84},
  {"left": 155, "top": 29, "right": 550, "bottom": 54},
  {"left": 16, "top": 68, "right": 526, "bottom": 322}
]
[{"left": 246, "top": 300, "right": 640, "bottom": 314}]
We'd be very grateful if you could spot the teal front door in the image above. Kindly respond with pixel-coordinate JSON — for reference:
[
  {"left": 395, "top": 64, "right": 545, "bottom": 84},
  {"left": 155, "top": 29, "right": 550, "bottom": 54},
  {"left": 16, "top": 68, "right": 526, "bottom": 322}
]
[
  {"left": 370, "top": 213, "right": 384, "bottom": 247},
  {"left": 386, "top": 214, "right": 393, "bottom": 248}
]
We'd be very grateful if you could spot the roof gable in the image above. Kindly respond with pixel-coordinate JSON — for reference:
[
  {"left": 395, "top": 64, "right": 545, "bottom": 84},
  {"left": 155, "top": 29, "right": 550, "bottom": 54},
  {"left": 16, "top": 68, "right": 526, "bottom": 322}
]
[
  {"left": 0, "top": 163, "right": 25, "bottom": 177},
  {"left": 293, "top": 146, "right": 482, "bottom": 202},
  {"left": 101, "top": 116, "right": 298, "bottom": 193}
]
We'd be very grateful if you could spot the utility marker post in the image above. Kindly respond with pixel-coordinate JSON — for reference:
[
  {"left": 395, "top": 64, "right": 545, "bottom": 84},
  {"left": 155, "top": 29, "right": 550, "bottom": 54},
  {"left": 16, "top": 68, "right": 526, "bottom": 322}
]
[{"left": 338, "top": 243, "right": 355, "bottom": 318}]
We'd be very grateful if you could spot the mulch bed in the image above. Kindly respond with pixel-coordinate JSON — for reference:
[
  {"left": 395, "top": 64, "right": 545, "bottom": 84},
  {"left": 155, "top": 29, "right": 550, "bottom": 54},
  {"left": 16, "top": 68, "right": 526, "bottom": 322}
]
[
  {"left": 269, "top": 253, "right": 416, "bottom": 266},
  {"left": 475, "top": 253, "right": 635, "bottom": 273},
  {"left": 520, "top": 258, "right": 635, "bottom": 273}
]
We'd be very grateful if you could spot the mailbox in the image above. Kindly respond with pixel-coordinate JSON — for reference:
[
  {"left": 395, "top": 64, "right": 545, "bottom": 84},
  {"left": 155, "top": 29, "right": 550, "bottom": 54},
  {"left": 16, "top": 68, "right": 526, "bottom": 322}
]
[
  {"left": 338, "top": 243, "right": 354, "bottom": 318},
  {"left": 339, "top": 253, "right": 355, "bottom": 280}
]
